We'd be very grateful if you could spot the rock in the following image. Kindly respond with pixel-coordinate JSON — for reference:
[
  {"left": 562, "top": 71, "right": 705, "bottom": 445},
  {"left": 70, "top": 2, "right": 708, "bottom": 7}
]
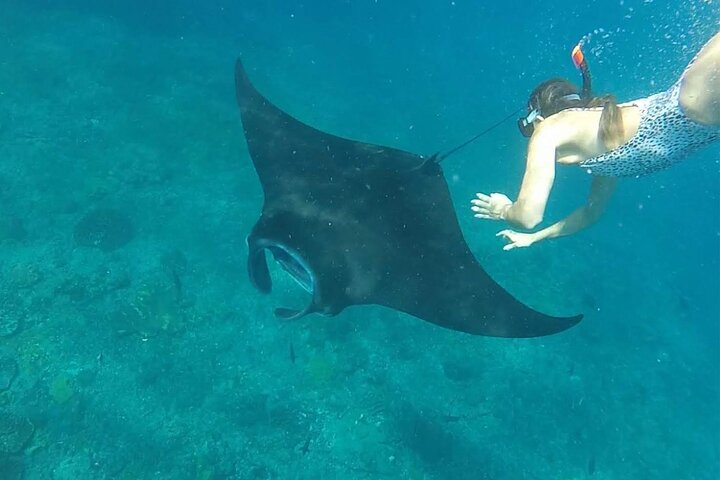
[
  {"left": 51, "top": 451, "right": 91, "bottom": 480},
  {"left": 0, "top": 353, "right": 18, "bottom": 391},
  {"left": 49, "top": 374, "right": 75, "bottom": 404},
  {"left": 0, "top": 413, "right": 34, "bottom": 454},
  {"left": 7, "top": 263, "right": 43, "bottom": 289},
  {"left": 0, "top": 309, "right": 20, "bottom": 338},
  {"left": 73, "top": 208, "right": 135, "bottom": 252},
  {"left": 0, "top": 216, "right": 27, "bottom": 242},
  {"left": 108, "top": 280, "right": 185, "bottom": 338},
  {"left": 441, "top": 359, "right": 479, "bottom": 383},
  {"left": 0, "top": 455, "right": 24, "bottom": 480}
]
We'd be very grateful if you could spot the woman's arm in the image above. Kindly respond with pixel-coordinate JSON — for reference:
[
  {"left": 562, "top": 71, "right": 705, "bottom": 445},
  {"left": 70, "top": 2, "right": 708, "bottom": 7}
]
[
  {"left": 678, "top": 31, "right": 720, "bottom": 125},
  {"left": 504, "top": 125, "right": 558, "bottom": 228},
  {"left": 497, "top": 176, "right": 617, "bottom": 250},
  {"left": 472, "top": 120, "right": 560, "bottom": 229}
]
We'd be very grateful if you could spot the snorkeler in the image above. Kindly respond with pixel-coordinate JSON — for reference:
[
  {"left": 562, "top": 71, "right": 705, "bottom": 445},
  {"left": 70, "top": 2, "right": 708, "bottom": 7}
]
[{"left": 471, "top": 32, "right": 720, "bottom": 250}]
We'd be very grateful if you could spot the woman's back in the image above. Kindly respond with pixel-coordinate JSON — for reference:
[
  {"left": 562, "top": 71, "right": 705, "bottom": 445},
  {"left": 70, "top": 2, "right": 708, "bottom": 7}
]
[{"left": 534, "top": 105, "right": 642, "bottom": 166}]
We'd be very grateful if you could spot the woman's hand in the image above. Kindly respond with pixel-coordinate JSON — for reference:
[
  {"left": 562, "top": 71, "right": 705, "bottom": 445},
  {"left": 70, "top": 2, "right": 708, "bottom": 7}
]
[
  {"left": 471, "top": 193, "right": 512, "bottom": 221},
  {"left": 496, "top": 229, "right": 537, "bottom": 251}
]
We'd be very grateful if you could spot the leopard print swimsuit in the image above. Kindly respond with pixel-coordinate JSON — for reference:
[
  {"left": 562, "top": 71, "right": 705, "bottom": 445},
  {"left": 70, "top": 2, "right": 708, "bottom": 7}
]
[{"left": 578, "top": 54, "right": 720, "bottom": 177}]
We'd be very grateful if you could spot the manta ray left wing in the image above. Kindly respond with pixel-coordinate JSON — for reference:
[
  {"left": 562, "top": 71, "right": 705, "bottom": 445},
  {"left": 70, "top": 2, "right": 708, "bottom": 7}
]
[{"left": 235, "top": 59, "right": 582, "bottom": 338}]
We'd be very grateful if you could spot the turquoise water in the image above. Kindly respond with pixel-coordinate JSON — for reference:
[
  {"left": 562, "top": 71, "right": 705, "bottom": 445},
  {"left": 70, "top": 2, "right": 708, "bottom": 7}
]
[{"left": 0, "top": 0, "right": 718, "bottom": 478}]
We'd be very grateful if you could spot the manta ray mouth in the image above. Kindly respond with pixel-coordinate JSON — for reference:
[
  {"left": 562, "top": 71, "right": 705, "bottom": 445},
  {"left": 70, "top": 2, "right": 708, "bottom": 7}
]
[
  {"left": 248, "top": 238, "right": 317, "bottom": 320},
  {"left": 265, "top": 243, "right": 315, "bottom": 294}
]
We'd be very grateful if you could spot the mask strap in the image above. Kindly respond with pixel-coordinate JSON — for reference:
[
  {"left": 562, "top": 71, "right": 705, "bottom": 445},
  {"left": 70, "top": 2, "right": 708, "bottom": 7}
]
[
  {"left": 522, "top": 108, "right": 540, "bottom": 125},
  {"left": 561, "top": 93, "right": 581, "bottom": 102}
]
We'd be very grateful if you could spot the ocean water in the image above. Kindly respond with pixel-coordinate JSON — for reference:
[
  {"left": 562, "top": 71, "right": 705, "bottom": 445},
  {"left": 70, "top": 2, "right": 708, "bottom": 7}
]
[{"left": 0, "top": 0, "right": 718, "bottom": 479}]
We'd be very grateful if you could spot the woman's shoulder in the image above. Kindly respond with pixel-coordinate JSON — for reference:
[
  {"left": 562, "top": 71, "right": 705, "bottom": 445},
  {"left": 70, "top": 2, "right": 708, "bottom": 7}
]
[
  {"left": 546, "top": 100, "right": 645, "bottom": 126},
  {"left": 555, "top": 97, "right": 647, "bottom": 113},
  {"left": 542, "top": 108, "right": 602, "bottom": 131},
  {"left": 536, "top": 109, "right": 604, "bottom": 151}
]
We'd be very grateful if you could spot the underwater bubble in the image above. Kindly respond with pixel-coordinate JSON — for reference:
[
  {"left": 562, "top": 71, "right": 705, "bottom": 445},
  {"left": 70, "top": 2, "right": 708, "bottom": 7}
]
[
  {"left": 74, "top": 208, "right": 135, "bottom": 252},
  {"left": 0, "top": 413, "right": 34, "bottom": 454}
]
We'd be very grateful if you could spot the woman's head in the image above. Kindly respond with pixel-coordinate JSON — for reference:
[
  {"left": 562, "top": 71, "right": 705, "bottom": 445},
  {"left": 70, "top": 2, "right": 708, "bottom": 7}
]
[
  {"left": 517, "top": 77, "right": 625, "bottom": 150},
  {"left": 517, "top": 78, "right": 584, "bottom": 137},
  {"left": 529, "top": 78, "right": 584, "bottom": 116}
]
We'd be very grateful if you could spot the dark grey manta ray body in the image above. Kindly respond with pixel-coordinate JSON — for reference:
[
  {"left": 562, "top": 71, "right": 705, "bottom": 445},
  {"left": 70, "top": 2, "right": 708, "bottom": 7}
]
[{"left": 235, "top": 59, "right": 582, "bottom": 338}]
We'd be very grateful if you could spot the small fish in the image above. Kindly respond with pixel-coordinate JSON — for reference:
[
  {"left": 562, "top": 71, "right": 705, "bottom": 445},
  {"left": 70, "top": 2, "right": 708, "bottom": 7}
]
[
  {"left": 170, "top": 268, "right": 183, "bottom": 303},
  {"left": 289, "top": 342, "right": 296, "bottom": 364},
  {"left": 300, "top": 436, "right": 310, "bottom": 455},
  {"left": 587, "top": 456, "right": 596, "bottom": 476}
]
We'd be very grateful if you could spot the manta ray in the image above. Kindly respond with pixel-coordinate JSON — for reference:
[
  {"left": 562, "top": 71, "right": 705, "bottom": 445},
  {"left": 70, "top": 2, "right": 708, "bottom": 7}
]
[{"left": 234, "top": 59, "right": 582, "bottom": 338}]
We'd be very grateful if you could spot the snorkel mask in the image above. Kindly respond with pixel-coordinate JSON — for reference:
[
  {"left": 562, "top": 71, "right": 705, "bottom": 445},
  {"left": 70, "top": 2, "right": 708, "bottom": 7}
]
[
  {"left": 517, "top": 43, "right": 593, "bottom": 138},
  {"left": 517, "top": 104, "right": 542, "bottom": 138}
]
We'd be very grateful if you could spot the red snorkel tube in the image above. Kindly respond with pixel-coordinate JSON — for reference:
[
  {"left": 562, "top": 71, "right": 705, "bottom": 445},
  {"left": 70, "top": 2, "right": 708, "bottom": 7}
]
[{"left": 572, "top": 43, "right": 593, "bottom": 100}]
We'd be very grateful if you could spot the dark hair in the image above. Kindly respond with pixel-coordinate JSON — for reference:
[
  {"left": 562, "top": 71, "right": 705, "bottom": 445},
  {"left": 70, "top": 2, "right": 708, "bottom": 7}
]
[
  {"left": 527, "top": 78, "right": 583, "bottom": 117},
  {"left": 528, "top": 78, "right": 624, "bottom": 149},
  {"left": 586, "top": 95, "right": 624, "bottom": 149}
]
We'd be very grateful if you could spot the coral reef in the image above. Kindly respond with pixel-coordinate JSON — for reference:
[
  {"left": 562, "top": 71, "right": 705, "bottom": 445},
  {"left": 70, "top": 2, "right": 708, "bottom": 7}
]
[
  {"left": 7, "top": 262, "right": 43, "bottom": 289},
  {"left": 0, "top": 307, "right": 20, "bottom": 338},
  {"left": 0, "top": 216, "right": 26, "bottom": 243},
  {"left": 0, "top": 456, "right": 24, "bottom": 480},
  {"left": 73, "top": 208, "right": 135, "bottom": 252},
  {"left": 49, "top": 373, "right": 75, "bottom": 404},
  {"left": 0, "top": 352, "right": 18, "bottom": 391},
  {"left": 0, "top": 413, "right": 34, "bottom": 454},
  {"left": 108, "top": 280, "right": 185, "bottom": 337}
]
